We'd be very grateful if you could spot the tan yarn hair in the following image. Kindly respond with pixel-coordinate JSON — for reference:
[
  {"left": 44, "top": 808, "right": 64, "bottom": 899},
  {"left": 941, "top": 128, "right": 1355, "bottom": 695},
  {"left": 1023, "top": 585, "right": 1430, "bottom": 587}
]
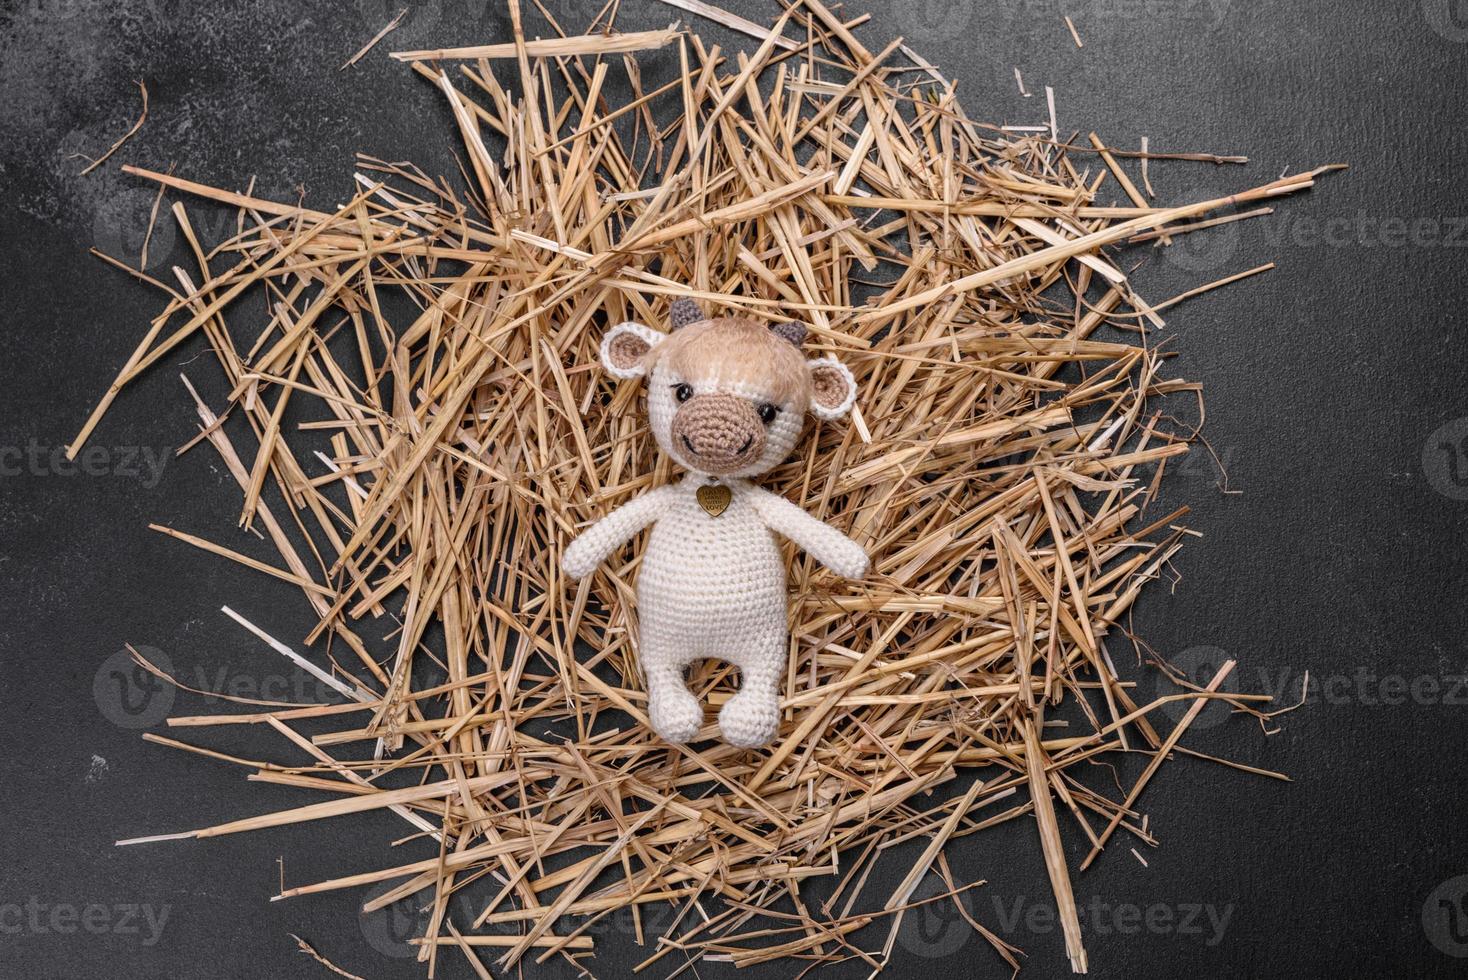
[{"left": 657, "top": 317, "right": 813, "bottom": 408}]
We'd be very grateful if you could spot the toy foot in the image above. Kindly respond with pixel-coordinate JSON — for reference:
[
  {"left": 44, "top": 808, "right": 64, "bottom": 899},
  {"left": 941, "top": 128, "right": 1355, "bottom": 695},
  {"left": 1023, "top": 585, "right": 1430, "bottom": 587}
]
[
  {"left": 718, "top": 690, "right": 779, "bottom": 748},
  {"left": 648, "top": 687, "right": 703, "bottom": 744}
]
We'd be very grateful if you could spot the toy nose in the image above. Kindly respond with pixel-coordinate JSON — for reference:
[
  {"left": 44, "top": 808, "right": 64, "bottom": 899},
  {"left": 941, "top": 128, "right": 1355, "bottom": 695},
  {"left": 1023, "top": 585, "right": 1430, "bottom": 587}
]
[{"left": 671, "top": 394, "right": 765, "bottom": 473}]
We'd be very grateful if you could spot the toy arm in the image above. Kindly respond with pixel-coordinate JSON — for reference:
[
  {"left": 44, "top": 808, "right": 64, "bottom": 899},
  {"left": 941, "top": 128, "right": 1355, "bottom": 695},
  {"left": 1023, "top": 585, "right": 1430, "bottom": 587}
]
[
  {"left": 748, "top": 488, "right": 869, "bottom": 579},
  {"left": 563, "top": 487, "right": 677, "bottom": 580}
]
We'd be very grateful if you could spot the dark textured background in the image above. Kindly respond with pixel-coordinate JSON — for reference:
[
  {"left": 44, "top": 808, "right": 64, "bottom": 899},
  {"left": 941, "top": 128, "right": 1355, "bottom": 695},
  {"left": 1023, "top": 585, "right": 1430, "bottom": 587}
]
[{"left": 2, "top": 0, "right": 1466, "bottom": 977}]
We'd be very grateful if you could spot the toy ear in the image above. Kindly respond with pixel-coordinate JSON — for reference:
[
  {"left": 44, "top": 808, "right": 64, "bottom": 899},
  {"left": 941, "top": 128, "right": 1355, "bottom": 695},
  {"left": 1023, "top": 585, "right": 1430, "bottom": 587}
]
[
  {"left": 807, "top": 356, "right": 857, "bottom": 420},
  {"left": 600, "top": 321, "right": 665, "bottom": 380}
]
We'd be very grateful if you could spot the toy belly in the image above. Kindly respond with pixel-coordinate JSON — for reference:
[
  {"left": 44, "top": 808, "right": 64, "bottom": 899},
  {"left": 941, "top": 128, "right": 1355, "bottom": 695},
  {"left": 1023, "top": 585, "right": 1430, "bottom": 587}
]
[{"left": 638, "top": 501, "right": 787, "bottom": 651}]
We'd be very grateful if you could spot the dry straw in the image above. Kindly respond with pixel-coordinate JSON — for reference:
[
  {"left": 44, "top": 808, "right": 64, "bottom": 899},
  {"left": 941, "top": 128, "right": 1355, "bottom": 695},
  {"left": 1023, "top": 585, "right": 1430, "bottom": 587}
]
[{"left": 79, "top": 1, "right": 1327, "bottom": 974}]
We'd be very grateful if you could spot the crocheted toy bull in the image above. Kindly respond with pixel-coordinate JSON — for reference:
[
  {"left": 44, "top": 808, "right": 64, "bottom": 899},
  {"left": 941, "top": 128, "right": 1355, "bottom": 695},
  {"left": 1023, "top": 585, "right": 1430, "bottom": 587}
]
[{"left": 563, "top": 298, "right": 869, "bottom": 748}]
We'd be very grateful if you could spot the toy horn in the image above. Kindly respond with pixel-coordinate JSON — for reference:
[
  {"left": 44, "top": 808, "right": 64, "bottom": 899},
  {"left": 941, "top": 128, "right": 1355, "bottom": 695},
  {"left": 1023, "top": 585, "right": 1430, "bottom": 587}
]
[
  {"left": 669, "top": 297, "right": 703, "bottom": 331},
  {"left": 769, "top": 322, "right": 808, "bottom": 347}
]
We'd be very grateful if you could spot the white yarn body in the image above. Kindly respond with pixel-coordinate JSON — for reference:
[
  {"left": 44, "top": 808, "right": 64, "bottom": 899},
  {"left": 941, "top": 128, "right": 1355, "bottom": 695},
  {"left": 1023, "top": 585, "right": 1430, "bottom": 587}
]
[
  {"left": 637, "top": 479, "right": 787, "bottom": 746},
  {"left": 638, "top": 483, "right": 786, "bottom": 662},
  {"left": 568, "top": 315, "right": 865, "bottom": 746},
  {"left": 563, "top": 474, "right": 867, "bottom": 746}
]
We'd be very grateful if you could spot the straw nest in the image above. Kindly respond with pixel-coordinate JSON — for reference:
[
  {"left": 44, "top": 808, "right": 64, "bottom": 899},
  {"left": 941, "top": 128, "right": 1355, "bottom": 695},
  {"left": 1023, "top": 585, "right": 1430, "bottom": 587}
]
[{"left": 78, "top": 2, "right": 1329, "bottom": 974}]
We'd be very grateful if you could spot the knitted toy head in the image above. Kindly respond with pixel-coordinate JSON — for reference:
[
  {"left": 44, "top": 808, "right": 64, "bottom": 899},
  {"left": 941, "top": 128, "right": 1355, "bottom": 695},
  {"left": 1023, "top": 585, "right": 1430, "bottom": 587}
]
[{"left": 599, "top": 298, "right": 858, "bottom": 477}]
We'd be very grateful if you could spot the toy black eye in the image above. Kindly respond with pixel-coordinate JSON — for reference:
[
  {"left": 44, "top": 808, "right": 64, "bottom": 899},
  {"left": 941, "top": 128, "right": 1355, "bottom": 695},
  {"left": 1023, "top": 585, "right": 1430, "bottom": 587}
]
[
  {"left": 757, "top": 403, "right": 778, "bottom": 425},
  {"left": 673, "top": 383, "right": 693, "bottom": 403}
]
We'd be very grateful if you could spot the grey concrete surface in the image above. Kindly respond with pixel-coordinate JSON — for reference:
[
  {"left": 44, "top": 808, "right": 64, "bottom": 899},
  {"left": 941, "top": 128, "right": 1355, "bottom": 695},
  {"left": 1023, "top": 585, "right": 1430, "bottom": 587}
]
[{"left": 1, "top": 1, "right": 1465, "bottom": 977}]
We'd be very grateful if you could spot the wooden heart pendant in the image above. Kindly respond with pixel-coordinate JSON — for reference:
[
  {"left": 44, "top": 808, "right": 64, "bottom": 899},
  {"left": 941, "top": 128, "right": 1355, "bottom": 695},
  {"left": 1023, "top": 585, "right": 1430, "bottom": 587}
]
[{"left": 696, "top": 483, "right": 732, "bottom": 517}]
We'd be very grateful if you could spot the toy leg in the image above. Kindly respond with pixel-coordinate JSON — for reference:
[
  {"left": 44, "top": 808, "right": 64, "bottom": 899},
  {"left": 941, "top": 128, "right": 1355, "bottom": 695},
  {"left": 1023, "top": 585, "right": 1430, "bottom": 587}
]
[
  {"left": 718, "top": 634, "right": 784, "bottom": 748},
  {"left": 643, "top": 652, "right": 703, "bottom": 744}
]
